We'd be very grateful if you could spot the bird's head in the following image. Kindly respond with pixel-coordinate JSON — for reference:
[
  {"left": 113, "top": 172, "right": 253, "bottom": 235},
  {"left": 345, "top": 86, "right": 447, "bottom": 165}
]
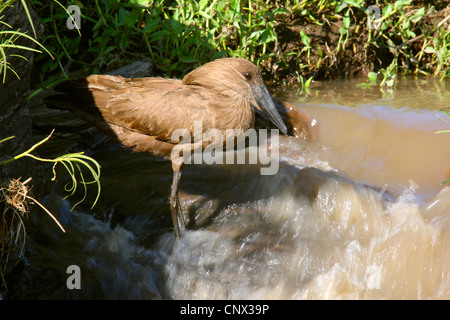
[{"left": 182, "top": 58, "right": 287, "bottom": 134}]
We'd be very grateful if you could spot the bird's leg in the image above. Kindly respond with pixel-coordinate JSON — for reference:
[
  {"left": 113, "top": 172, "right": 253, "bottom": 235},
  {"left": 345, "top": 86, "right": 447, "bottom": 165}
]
[{"left": 170, "top": 163, "right": 185, "bottom": 239}]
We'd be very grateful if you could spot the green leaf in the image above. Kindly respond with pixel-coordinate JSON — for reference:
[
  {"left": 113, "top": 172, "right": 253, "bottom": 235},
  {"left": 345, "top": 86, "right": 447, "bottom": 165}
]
[
  {"left": 343, "top": 10, "right": 351, "bottom": 29},
  {"left": 19, "top": 0, "right": 37, "bottom": 38},
  {"left": 131, "top": 0, "right": 151, "bottom": 6},
  {"left": 356, "top": 82, "right": 373, "bottom": 88},
  {"left": 368, "top": 71, "right": 378, "bottom": 84},
  {"left": 300, "top": 30, "right": 310, "bottom": 46},
  {"left": 199, "top": 0, "right": 208, "bottom": 10},
  {"left": 304, "top": 76, "right": 313, "bottom": 89},
  {"left": 180, "top": 56, "right": 197, "bottom": 63},
  {"left": 394, "top": 0, "right": 411, "bottom": 11},
  {"left": 335, "top": 1, "right": 348, "bottom": 13},
  {"left": 382, "top": 4, "right": 393, "bottom": 17},
  {"left": 410, "top": 7, "right": 425, "bottom": 23},
  {"left": 143, "top": 17, "right": 161, "bottom": 33}
]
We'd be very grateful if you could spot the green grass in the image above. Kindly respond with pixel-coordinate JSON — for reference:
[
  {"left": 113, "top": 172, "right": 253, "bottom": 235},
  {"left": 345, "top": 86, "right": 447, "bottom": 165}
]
[
  {"left": 0, "top": 129, "right": 102, "bottom": 223},
  {"left": 30, "top": 0, "right": 449, "bottom": 90},
  {"left": 0, "top": 129, "right": 101, "bottom": 296},
  {"left": 436, "top": 108, "right": 450, "bottom": 185},
  {"left": 436, "top": 109, "right": 450, "bottom": 135},
  {"left": 33, "top": 0, "right": 288, "bottom": 84},
  {"left": 1, "top": 2, "right": 101, "bottom": 295},
  {"left": 0, "top": 0, "right": 101, "bottom": 213},
  {"left": 0, "top": 0, "right": 53, "bottom": 83}
]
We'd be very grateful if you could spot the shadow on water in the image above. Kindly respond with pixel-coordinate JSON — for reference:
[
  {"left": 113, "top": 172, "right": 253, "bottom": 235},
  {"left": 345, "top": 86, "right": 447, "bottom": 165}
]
[{"left": 9, "top": 77, "right": 450, "bottom": 299}]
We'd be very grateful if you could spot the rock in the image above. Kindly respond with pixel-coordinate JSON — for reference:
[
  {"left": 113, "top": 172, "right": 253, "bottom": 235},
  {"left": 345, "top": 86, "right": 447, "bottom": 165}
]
[
  {"left": 0, "top": 0, "right": 44, "bottom": 186},
  {"left": 106, "top": 59, "right": 154, "bottom": 78}
]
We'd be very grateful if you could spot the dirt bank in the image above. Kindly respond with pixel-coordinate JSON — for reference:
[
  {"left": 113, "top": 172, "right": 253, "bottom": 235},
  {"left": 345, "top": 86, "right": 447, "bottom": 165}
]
[{"left": 268, "top": 2, "right": 449, "bottom": 84}]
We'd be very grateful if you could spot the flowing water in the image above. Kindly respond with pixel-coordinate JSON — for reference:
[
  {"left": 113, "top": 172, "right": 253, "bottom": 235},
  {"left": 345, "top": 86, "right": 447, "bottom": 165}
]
[{"left": 15, "top": 77, "right": 450, "bottom": 299}]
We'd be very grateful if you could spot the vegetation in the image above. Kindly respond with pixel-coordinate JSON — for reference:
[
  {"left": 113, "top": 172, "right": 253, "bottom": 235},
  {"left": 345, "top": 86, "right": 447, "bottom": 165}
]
[
  {"left": 0, "top": 130, "right": 101, "bottom": 296},
  {"left": 437, "top": 109, "right": 450, "bottom": 135},
  {"left": 437, "top": 108, "right": 450, "bottom": 185},
  {"left": 0, "top": 131, "right": 101, "bottom": 296},
  {"left": 0, "top": 0, "right": 100, "bottom": 297},
  {"left": 0, "top": 131, "right": 101, "bottom": 213},
  {"left": 0, "top": 0, "right": 53, "bottom": 83},
  {"left": 29, "top": 0, "right": 449, "bottom": 91}
]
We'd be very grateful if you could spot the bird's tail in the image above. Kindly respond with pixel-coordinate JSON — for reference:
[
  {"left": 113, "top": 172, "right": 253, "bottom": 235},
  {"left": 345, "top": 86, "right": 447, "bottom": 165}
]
[
  {"left": 44, "top": 77, "right": 174, "bottom": 158},
  {"left": 44, "top": 78, "right": 118, "bottom": 137}
]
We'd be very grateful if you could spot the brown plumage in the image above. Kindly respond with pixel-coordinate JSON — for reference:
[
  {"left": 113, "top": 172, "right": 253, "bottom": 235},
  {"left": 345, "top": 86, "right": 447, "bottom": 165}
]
[{"left": 45, "top": 57, "right": 308, "bottom": 238}]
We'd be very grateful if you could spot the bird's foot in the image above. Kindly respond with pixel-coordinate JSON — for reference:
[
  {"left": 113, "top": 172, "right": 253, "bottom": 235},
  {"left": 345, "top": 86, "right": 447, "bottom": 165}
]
[{"left": 170, "top": 194, "right": 186, "bottom": 239}]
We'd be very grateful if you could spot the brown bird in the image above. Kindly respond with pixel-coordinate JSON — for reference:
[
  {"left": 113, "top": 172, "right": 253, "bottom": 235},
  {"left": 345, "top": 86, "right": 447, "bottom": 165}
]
[{"left": 45, "top": 58, "right": 289, "bottom": 238}]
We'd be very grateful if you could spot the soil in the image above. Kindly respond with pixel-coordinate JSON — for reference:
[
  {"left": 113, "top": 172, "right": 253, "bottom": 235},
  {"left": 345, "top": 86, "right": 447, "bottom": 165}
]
[{"left": 267, "top": 3, "right": 450, "bottom": 85}]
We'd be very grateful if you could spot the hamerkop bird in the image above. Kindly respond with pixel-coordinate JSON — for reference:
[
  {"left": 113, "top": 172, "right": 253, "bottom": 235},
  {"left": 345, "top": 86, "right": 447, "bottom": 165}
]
[{"left": 45, "top": 58, "right": 289, "bottom": 238}]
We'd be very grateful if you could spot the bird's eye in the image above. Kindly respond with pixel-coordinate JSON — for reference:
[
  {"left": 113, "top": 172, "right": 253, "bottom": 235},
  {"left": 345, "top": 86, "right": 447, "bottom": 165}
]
[{"left": 243, "top": 72, "right": 252, "bottom": 80}]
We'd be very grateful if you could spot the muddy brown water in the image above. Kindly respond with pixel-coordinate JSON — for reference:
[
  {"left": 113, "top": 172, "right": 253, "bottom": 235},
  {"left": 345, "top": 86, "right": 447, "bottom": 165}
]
[{"left": 11, "top": 77, "right": 450, "bottom": 299}]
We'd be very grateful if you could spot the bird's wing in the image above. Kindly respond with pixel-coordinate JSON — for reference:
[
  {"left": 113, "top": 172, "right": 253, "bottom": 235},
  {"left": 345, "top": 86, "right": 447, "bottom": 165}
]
[{"left": 48, "top": 75, "right": 216, "bottom": 143}]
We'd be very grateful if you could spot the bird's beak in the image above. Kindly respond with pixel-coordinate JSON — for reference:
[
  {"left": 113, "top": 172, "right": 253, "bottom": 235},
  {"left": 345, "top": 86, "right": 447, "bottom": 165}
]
[{"left": 253, "top": 84, "right": 287, "bottom": 134}]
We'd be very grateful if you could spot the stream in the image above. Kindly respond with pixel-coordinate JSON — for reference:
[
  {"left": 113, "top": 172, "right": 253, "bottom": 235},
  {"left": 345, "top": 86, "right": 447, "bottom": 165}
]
[{"left": 12, "top": 77, "right": 450, "bottom": 299}]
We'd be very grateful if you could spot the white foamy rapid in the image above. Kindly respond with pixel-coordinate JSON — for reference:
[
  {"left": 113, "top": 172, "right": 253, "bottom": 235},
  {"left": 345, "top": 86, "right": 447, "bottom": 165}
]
[{"left": 159, "top": 104, "right": 450, "bottom": 300}]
